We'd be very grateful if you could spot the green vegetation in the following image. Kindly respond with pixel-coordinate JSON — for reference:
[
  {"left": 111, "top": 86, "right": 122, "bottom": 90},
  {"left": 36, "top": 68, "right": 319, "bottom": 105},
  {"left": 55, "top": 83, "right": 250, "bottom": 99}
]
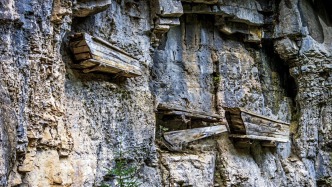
[
  {"left": 101, "top": 147, "right": 140, "bottom": 187},
  {"left": 213, "top": 74, "right": 221, "bottom": 85}
]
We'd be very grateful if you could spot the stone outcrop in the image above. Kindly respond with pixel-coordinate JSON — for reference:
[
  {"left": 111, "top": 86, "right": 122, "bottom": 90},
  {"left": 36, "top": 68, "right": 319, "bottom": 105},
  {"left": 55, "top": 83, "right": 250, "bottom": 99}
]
[{"left": 0, "top": 0, "right": 331, "bottom": 187}]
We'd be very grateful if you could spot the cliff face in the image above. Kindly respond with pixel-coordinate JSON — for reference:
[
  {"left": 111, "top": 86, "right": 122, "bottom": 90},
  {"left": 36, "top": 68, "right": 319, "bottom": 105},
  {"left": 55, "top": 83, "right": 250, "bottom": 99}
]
[{"left": 0, "top": 0, "right": 331, "bottom": 186}]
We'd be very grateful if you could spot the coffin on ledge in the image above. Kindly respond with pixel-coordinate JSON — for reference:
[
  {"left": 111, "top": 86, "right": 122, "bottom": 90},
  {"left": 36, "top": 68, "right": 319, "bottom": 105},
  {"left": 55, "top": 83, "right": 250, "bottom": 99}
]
[
  {"left": 223, "top": 107, "right": 290, "bottom": 147},
  {"left": 157, "top": 103, "right": 224, "bottom": 123},
  {"left": 162, "top": 125, "right": 228, "bottom": 151},
  {"left": 69, "top": 33, "right": 142, "bottom": 78}
]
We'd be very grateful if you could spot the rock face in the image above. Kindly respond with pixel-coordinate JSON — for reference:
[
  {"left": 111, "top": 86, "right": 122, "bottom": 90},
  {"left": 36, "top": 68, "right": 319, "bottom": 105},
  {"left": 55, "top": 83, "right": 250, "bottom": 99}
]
[{"left": 0, "top": 0, "right": 331, "bottom": 187}]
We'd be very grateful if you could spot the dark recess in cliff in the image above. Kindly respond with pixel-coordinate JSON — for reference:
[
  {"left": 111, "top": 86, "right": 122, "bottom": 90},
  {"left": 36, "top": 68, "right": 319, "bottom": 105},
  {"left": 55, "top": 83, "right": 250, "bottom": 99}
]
[{"left": 263, "top": 41, "right": 298, "bottom": 103}]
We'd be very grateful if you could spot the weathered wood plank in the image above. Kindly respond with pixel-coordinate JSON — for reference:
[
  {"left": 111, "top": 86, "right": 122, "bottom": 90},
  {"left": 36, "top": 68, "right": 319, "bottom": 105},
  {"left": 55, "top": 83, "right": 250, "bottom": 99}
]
[
  {"left": 239, "top": 108, "right": 290, "bottom": 125},
  {"left": 162, "top": 110, "right": 219, "bottom": 122},
  {"left": 158, "top": 103, "right": 221, "bottom": 118},
  {"left": 74, "top": 52, "right": 92, "bottom": 61},
  {"left": 229, "top": 134, "right": 289, "bottom": 143},
  {"left": 230, "top": 118, "right": 243, "bottom": 125},
  {"left": 80, "top": 59, "right": 142, "bottom": 77},
  {"left": 83, "top": 33, "right": 137, "bottom": 59},
  {"left": 69, "top": 40, "right": 87, "bottom": 48},
  {"left": 223, "top": 107, "right": 290, "bottom": 143},
  {"left": 158, "top": 103, "right": 224, "bottom": 123},
  {"left": 163, "top": 125, "right": 228, "bottom": 151},
  {"left": 244, "top": 122, "right": 289, "bottom": 136},
  {"left": 72, "top": 45, "right": 90, "bottom": 54},
  {"left": 69, "top": 33, "right": 142, "bottom": 78}
]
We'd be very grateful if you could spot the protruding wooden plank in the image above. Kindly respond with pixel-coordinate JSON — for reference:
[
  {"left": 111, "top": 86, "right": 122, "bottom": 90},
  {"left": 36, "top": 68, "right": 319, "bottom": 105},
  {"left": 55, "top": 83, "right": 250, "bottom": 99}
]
[
  {"left": 162, "top": 110, "right": 219, "bottom": 122},
  {"left": 158, "top": 103, "right": 221, "bottom": 118},
  {"left": 80, "top": 59, "right": 142, "bottom": 77},
  {"left": 88, "top": 34, "right": 138, "bottom": 60},
  {"left": 69, "top": 33, "right": 142, "bottom": 78},
  {"left": 239, "top": 108, "right": 290, "bottom": 125},
  {"left": 229, "top": 134, "right": 289, "bottom": 143},
  {"left": 243, "top": 122, "right": 289, "bottom": 136},
  {"left": 163, "top": 125, "right": 228, "bottom": 151},
  {"left": 158, "top": 103, "right": 224, "bottom": 123},
  {"left": 223, "top": 106, "right": 290, "bottom": 143}
]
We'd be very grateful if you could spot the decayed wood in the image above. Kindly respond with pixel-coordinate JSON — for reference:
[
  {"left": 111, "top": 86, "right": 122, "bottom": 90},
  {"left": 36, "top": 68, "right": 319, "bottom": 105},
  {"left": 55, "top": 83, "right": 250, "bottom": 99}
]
[
  {"left": 163, "top": 125, "right": 228, "bottom": 151},
  {"left": 232, "top": 139, "right": 278, "bottom": 148},
  {"left": 233, "top": 139, "right": 253, "bottom": 148},
  {"left": 229, "top": 134, "right": 288, "bottom": 143},
  {"left": 236, "top": 107, "right": 290, "bottom": 125},
  {"left": 225, "top": 112, "right": 246, "bottom": 134},
  {"left": 261, "top": 141, "right": 278, "bottom": 147},
  {"left": 69, "top": 33, "right": 142, "bottom": 77},
  {"left": 223, "top": 107, "right": 290, "bottom": 143},
  {"left": 158, "top": 103, "right": 225, "bottom": 123}
]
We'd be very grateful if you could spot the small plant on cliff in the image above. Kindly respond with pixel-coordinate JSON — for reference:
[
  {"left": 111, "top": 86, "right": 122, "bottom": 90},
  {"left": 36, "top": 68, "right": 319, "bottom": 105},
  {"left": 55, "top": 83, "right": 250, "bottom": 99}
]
[
  {"left": 101, "top": 147, "right": 140, "bottom": 187},
  {"left": 213, "top": 73, "right": 221, "bottom": 85}
]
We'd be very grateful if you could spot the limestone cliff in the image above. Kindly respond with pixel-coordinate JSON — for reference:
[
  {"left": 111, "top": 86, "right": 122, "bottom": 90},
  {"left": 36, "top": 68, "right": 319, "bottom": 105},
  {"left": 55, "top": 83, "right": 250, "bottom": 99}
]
[{"left": 0, "top": 0, "right": 331, "bottom": 186}]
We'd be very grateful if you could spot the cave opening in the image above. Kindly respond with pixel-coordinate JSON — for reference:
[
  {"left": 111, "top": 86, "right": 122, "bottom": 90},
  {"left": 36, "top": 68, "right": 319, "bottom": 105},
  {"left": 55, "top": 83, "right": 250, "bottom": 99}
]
[{"left": 262, "top": 40, "right": 298, "bottom": 104}]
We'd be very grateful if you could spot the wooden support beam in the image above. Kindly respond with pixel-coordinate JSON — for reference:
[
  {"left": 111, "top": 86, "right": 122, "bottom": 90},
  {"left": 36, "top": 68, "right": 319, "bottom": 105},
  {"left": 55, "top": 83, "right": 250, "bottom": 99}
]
[{"left": 162, "top": 125, "right": 228, "bottom": 151}]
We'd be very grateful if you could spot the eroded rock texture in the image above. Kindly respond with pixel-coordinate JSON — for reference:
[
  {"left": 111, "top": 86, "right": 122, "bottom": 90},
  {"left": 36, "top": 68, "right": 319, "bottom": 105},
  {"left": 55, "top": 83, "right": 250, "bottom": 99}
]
[{"left": 0, "top": 0, "right": 331, "bottom": 186}]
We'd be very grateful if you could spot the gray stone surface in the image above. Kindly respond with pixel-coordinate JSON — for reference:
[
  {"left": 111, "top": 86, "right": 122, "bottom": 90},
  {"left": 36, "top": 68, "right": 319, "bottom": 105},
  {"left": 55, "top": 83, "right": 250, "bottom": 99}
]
[
  {"left": 0, "top": 86, "right": 17, "bottom": 186},
  {"left": 0, "top": 0, "right": 331, "bottom": 186}
]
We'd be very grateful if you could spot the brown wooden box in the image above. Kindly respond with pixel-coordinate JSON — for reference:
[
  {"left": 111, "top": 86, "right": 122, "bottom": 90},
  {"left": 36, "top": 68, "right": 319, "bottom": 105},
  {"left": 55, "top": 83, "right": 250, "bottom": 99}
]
[
  {"left": 223, "top": 107, "right": 290, "bottom": 146},
  {"left": 69, "top": 33, "right": 142, "bottom": 78}
]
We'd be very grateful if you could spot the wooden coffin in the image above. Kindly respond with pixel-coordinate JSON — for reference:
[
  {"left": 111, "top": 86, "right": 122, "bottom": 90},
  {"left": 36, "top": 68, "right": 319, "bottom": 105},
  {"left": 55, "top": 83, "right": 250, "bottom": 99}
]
[
  {"left": 223, "top": 107, "right": 290, "bottom": 144},
  {"left": 69, "top": 33, "right": 142, "bottom": 77},
  {"left": 162, "top": 125, "right": 228, "bottom": 151},
  {"left": 157, "top": 103, "right": 224, "bottom": 123}
]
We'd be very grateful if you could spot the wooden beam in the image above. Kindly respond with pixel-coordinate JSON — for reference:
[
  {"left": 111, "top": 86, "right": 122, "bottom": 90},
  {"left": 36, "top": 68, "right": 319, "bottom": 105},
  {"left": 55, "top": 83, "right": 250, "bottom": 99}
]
[
  {"left": 157, "top": 103, "right": 224, "bottom": 123},
  {"left": 229, "top": 134, "right": 289, "bottom": 143},
  {"left": 162, "top": 125, "right": 228, "bottom": 151}
]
